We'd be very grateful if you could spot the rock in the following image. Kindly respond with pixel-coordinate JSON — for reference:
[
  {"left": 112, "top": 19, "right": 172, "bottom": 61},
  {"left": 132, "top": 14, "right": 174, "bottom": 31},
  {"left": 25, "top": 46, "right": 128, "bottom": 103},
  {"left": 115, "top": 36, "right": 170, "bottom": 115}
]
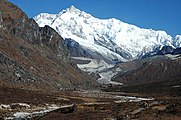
[{"left": 0, "top": 0, "right": 98, "bottom": 91}]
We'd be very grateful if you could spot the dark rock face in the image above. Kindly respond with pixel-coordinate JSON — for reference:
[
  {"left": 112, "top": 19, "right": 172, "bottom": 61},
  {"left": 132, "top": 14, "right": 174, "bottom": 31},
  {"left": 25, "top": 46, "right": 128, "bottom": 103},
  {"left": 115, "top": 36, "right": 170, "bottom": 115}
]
[
  {"left": 0, "top": 1, "right": 98, "bottom": 91},
  {"left": 173, "top": 48, "right": 181, "bottom": 55},
  {"left": 140, "top": 46, "right": 181, "bottom": 59},
  {"left": 64, "top": 38, "right": 91, "bottom": 58},
  {"left": 115, "top": 47, "right": 132, "bottom": 60},
  {"left": 157, "top": 46, "right": 175, "bottom": 55},
  {"left": 39, "top": 25, "right": 70, "bottom": 61}
]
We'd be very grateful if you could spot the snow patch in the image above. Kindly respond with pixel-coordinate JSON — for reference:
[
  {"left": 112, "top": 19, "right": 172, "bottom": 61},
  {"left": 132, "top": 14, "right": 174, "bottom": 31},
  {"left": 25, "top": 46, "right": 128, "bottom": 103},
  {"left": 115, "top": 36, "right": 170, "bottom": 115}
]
[
  {"left": 114, "top": 96, "right": 154, "bottom": 103},
  {"left": 0, "top": 103, "right": 30, "bottom": 110},
  {"left": 172, "top": 85, "right": 180, "bottom": 88},
  {"left": 5, "top": 104, "right": 74, "bottom": 119},
  {"left": 0, "top": 104, "right": 10, "bottom": 110}
]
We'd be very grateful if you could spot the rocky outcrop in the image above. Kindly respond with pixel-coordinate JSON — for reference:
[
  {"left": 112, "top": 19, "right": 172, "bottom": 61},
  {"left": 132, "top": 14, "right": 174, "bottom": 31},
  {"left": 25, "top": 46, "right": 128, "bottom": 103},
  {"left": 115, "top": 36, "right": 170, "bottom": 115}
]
[
  {"left": 0, "top": 0, "right": 98, "bottom": 91},
  {"left": 39, "top": 25, "right": 70, "bottom": 61}
]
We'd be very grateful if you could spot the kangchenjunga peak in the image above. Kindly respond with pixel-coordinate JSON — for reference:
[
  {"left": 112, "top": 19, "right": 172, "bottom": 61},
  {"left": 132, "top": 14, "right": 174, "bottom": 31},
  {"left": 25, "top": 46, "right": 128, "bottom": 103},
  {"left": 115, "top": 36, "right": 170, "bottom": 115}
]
[{"left": 34, "top": 6, "right": 181, "bottom": 63}]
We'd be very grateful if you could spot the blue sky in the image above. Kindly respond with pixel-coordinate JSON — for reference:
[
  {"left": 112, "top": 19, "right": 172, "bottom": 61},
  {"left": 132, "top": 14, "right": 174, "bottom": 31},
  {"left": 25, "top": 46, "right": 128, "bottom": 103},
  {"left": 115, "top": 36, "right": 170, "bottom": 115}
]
[{"left": 9, "top": 0, "right": 181, "bottom": 37}]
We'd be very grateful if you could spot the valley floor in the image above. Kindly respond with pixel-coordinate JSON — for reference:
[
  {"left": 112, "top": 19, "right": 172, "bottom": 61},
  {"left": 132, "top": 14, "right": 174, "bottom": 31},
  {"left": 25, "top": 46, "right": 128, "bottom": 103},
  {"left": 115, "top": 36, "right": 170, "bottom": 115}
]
[{"left": 0, "top": 82, "right": 181, "bottom": 120}]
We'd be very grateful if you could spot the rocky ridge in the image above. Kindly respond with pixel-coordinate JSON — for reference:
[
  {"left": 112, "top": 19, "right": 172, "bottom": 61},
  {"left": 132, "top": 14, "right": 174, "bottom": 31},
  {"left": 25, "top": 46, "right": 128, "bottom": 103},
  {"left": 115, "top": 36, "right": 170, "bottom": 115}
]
[
  {"left": 113, "top": 55, "right": 181, "bottom": 86},
  {"left": 0, "top": 0, "right": 98, "bottom": 91}
]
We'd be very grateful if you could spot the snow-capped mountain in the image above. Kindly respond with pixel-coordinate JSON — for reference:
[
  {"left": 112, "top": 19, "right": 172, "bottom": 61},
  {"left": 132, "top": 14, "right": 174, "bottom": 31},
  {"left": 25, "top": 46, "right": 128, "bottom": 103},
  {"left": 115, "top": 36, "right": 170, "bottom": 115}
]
[
  {"left": 174, "top": 35, "right": 181, "bottom": 47},
  {"left": 34, "top": 6, "right": 181, "bottom": 63}
]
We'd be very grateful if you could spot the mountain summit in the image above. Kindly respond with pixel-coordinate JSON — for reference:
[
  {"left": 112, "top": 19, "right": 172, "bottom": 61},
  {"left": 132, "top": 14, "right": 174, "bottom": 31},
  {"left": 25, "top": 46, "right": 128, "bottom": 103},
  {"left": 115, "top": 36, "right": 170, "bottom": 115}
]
[
  {"left": 34, "top": 6, "right": 181, "bottom": 63},
  {"left": 66, "top": 5, "right": 81, "bottom": 13}
]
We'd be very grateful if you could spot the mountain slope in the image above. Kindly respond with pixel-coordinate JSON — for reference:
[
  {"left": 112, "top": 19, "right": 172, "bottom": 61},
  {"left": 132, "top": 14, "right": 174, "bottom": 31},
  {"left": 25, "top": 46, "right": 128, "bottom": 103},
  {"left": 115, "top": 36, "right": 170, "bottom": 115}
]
[
  {"left": 112, "top": 55, "right": 181, "bottom": 86},
  {"left": 34, "top": 6, "right": 181, "bottom": 63},
  {"left": 0, "top": 0, "right": 98, "bottom": 91}
]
